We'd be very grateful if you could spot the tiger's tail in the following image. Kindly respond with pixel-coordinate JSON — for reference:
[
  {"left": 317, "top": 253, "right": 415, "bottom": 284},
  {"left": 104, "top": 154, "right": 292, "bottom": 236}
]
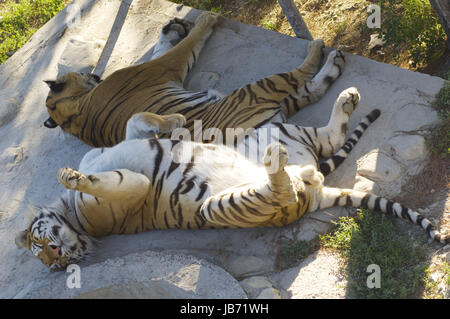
[
  {"left": 319, "top": 109, "right": 381, "bottom": 176},
  {"left": 315, "top": 187, "right": 449, "bottom": 244}
]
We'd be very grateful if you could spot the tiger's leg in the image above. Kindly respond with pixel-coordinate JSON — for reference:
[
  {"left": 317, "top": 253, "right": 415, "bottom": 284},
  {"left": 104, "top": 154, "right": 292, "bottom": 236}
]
[
  {"left": 200, "top": 143, "right": 297, "bottom": 228},
  {"left": 150, "top": 18, "right": 193, "bottom": 60},
  {"left": 307, "top": 87, "right": 360, "bottom": 158},
  {"left": 57, "top": 167, "right": 150, "bottom": 202},
  {"left": 271, "top": 87, "right": 360, "bottom": 163},
  {"left": 125, "top": 112, "right": 186, "bottom": 140},
  {"left": 280, "top": 49, "right": 346, "bottom": 117},
  {"left": 153, "top": 12, "right": 219, "bottom": 84},
  {"left": 199, "top": 44, "right": 344, "bottom": 132}
]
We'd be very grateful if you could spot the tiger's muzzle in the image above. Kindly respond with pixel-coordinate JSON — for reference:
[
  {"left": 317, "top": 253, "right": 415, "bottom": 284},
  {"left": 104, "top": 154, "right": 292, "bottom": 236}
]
[{"left": 44, "top": 116, "right": 58, "bottom": 128}]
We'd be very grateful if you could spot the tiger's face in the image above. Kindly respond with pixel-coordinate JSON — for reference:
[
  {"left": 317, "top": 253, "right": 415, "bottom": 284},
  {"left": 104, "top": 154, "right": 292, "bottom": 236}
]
[
  {"left": 44, "top": 72, "right": 102, "bottom": 129},
  {"left": 15, "top": 206, "right": 94, "bottom": 271}
]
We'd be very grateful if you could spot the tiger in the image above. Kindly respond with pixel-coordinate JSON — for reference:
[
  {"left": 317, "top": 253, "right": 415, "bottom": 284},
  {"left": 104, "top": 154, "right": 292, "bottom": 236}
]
[
  {"left": 42, "top": 12, "right": 346, "bottom": 147},
  {"left": 16, "top": 86, "right": 449, "bottom": 271}
]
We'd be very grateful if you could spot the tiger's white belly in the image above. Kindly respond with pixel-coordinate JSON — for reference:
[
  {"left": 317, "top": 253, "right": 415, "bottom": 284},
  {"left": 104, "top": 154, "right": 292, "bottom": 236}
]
[{"left": 78, "top": 139, "right": 268, "bottom": 199}]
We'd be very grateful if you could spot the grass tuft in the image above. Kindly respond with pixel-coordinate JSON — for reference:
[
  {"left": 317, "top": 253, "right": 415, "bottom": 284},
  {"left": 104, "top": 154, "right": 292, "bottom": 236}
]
[
  {"left": 0, "top": 0, "right": 70, "bottom": 64},
  {"left": 320, "top": 209, "right": 429, "bottom": 298},
  {"left": 427, "top": 74, "right": 450, "bottom": 158},
  {"left": 277, "top": 238, "right": 320, "bottom": 269}
]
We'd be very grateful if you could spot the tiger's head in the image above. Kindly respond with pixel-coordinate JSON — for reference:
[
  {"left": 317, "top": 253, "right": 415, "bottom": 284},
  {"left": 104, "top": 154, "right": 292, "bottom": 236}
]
[
  {"left": 43, "top": 72, "right": 102, "bottom": 129},
  {"left": 15, "top": 202, "right": 95, "bottom": 271}
]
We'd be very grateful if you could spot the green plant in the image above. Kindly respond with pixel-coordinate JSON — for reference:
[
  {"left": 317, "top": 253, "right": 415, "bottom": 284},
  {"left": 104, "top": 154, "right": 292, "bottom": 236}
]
[
  {"left": 170, "top": 0, "right": 223, "bottom": 13},
  {"left": 0, "top": 0, "right": 69, "bottom": 64},
  {"left": 376, "top": 0, "right": 446, "bottom": 68},
  {"left": 278, "top": 238, "right": 320, "bottom": 269},
  {"left": 320, "top": 215, "right": 358, "bottom": 253},
  {"left": 321, "top": 209, "right": 428, "bottom": 298},
  {"left": 261, "top": 18, "right": 276, "bottom": 31},
  {"left": 444, "top": 262, "right": 450, "bottom": 286},
  {"left": 427, "top": 80, "right": 450, "bottom": 158}
]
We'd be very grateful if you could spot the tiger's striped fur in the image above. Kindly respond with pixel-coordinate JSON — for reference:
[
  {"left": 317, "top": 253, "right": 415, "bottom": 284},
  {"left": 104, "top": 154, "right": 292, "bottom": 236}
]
[
  {"left": 16, "top": 88, "right": 448, "bottom": 270},
  {"left": 43, "top": 12, "right": 345, "bottom": 147}
]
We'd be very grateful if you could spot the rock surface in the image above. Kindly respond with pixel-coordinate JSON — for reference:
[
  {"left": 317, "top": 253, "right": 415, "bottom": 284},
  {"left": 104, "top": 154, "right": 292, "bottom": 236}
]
[
  {"left": 239, "top": 276, "right": 275, "bottom": 298},
  {"left": 269, "top": 250, "right": 348, "bottom": 299},
  {"left": 18, "top": 250, "right": 246, "bottom": 299},
  {"left": 0, "top": 0, "right": 445, "bottom": 298}
]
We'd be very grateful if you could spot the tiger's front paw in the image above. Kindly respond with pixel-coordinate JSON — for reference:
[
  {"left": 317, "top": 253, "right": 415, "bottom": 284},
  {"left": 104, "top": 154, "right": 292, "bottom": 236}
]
[
  {"left": 57, "top": 167, "right": 89, "bottom": 190},
  {"left": 194, "top": 12, "right": 219, "bottom": 29},
  {"left": 263, "top": 143, "right": 289, "bottom": 174}
]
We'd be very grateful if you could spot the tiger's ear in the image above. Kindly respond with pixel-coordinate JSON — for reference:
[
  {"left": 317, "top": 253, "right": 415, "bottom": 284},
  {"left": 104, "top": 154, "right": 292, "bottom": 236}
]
[
  {"left": 44, "top": 80, "right": 66, "bottom": 93},
  {"left": 15, "top": 230, "right": 30, "bottom": 249},
  {"left": 90, "top": 74, "right": 101, "bottom": 82}
]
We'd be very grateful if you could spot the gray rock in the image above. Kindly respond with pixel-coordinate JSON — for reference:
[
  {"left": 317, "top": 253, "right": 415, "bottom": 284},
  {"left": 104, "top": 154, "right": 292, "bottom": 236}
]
[
  {"left": 386, "top": 135, "right": 427, "bottom": 162},
  {"left": 239, "top": 276, "right": 274, "bottom": 298},
  {"left": 353, "top": 175, "right": 376, "bottom": 193},
  {"left": 357, "top": 150, "right": 402, "bottom": 183},
  {"left": 270, "top": 250, "right": 347, "bottom": 299},
  {"left": 256, "top": 287, "right": 281, "bottom": 299},
  {"left": 368, "top": 34, "right": 386, "bottom": 52},
  {"left": 56, "top": 37, "right": 105, "bottom": 76},
  {"left": 0, "top": 146, "right": 24, "bottom": 171},
  {"left": 0, "top": 97, "right": 19, "bottom": 127},
  {"left": 20, "top": 250, "right": 246, "bottom": 299},
  {"left": 225, "top": 255, "right": 271, "bottom": 278}
]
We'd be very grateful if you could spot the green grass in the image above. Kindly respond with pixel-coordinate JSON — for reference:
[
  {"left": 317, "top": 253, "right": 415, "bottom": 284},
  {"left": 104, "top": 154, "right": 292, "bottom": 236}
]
[
  {"left": 320, "top": 209, "right": 429, "bottom": 298},
  {"left": 169, "top": 0, "right": 270, "bottom": 15},
  {"left": 169, "top": 0, "right": 223, "bottom": 13},
  {"left": 278, "top": 238, "right": 320, "bottom": 269},
  {"left": 0, "top": 0, "right": 69, "bottom": 64},
  {"left": 261, "top": 17, "right": 276, "bottom": 31},
  {"left": 427, "top": 72, "right": 450, "bottom": 158},
  {"left": 445, "top": 262, "right": 450, "bottom": 286}
]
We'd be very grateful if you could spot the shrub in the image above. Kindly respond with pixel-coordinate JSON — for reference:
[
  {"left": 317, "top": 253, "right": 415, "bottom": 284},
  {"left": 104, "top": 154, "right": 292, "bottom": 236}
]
[
  {"left": 377, "top": 0, "right": 446, "bottom": 68},
  {"left": 0, "top": 0, "right": 69, "bottom": 64}
]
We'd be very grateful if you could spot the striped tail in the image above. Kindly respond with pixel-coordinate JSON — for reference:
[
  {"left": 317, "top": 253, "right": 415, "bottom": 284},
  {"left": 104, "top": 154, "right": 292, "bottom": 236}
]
[
  {"left": 319, "top": 109, "right": 381, "bottom": 176},
  {"left": 317, "top": 187, "right": 449, "bottom": 244}
]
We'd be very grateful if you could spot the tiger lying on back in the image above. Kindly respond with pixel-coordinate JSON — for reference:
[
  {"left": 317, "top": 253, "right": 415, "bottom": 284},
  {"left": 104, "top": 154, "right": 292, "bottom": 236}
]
[
  {"left": 16, "top": 87, "right": 449, "bottom": 270},
  {"left": 43, "top": 12, "right": 345, "bottom": 147}
]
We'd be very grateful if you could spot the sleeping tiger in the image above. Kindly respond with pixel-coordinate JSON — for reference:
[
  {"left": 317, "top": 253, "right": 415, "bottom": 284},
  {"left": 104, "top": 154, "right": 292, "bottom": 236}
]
[
  {"left": 16, "top": 87, "right": 449, "bottom": 270},
  {"left": 43, "top": 12, "right": 345, "bottom": 147}
]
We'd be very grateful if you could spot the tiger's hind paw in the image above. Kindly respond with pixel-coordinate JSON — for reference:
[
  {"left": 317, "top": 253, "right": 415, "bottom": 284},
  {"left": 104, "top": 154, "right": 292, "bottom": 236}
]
[
  {"left": 337, "top": 87, "right": 360, "bottom": 116},
  {"left": 162, "top": 18, "right": 193, "bottom": 44},
  {"left": 194, "top": 12, "right": 219, "bottom": 29},
  {"left": 321, "top": 49, "right": 345, "bottom": 81}
]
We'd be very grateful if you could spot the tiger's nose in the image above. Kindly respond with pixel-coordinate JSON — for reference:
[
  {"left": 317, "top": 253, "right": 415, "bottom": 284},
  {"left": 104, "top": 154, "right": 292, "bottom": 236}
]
[{"left": 44, "top": 117, "right": 58, "bottom": 128}]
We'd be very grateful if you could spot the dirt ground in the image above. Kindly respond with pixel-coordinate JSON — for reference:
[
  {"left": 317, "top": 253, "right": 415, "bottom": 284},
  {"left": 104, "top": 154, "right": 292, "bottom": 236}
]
[{"left": 218, "top": 0, "right": 450, "bottom": 76}]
